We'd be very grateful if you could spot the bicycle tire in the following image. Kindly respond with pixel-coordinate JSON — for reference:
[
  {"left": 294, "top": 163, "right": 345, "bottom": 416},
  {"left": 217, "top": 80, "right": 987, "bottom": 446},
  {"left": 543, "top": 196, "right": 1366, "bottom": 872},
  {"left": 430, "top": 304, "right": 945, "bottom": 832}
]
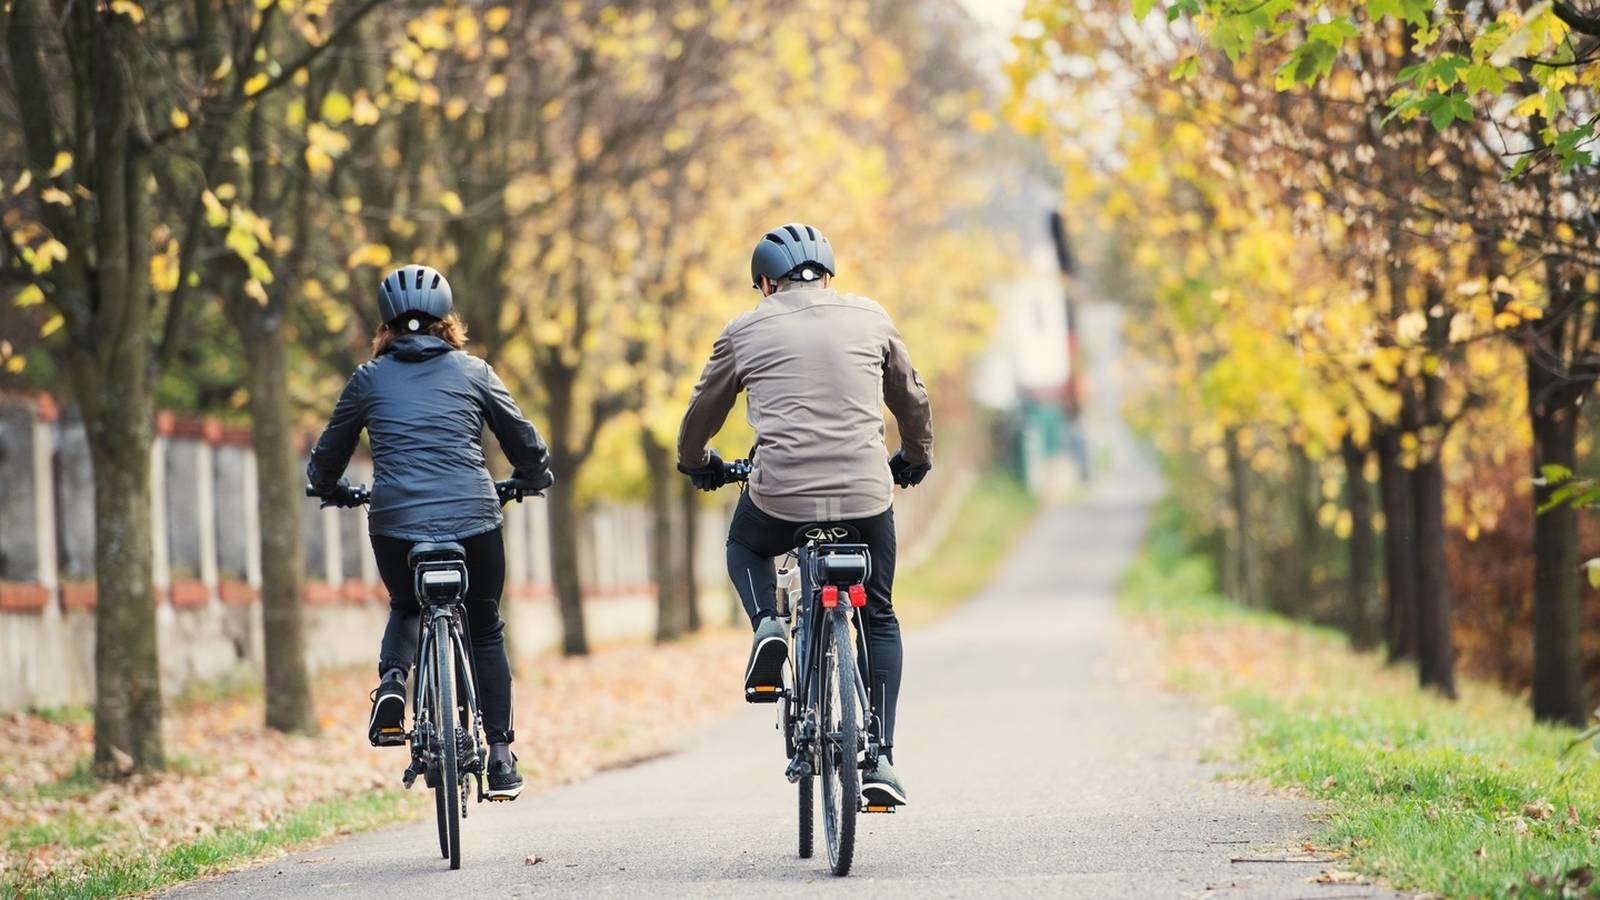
[
  {"left": 818, "top": 608, "right": 858, "bottom": 876},
  {"left": 435, "top": 618, "right": 462, "bottom": 870},
  {"left": 798, "top": 774, "right": 814, "bottom": 859}
]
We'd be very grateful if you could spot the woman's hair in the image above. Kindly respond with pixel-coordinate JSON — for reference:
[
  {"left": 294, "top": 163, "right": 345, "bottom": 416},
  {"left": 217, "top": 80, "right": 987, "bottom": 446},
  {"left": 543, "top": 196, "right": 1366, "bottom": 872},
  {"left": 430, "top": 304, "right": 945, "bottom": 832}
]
[{"left": 371, "top": 312, "right": 469, "bottom": 357}]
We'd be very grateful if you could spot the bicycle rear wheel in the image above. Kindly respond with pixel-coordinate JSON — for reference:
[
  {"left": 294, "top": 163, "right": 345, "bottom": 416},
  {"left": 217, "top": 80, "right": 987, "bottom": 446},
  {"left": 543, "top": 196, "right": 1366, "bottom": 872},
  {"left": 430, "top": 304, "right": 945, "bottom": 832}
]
[
  {"left": 818, "top": 609, "right": 858, "bottom": 876},
  {"left": 434, "top": 618, "right": 462, "bottom": 870}
]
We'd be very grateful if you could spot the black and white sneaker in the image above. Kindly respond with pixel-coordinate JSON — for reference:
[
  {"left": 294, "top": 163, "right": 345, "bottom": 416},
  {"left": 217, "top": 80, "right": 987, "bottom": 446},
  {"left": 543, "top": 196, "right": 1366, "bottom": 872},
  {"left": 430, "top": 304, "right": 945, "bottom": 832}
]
[
  {"left": 743, "top": 616, "right": 787, "bottom": 702},
  {"left": 367, "top": 678, "right": 407, "bottom": 747},
  {"left": 485, "top": 755, "right": 524, "bottom": 801},
  {"left": 862, "top": 759, "right": 907, "bottom": 807}
]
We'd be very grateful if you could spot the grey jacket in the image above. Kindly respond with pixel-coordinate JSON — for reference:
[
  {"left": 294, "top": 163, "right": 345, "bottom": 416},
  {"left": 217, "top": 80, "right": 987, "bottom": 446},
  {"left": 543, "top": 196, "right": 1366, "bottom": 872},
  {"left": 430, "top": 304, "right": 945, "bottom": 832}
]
[
  {"left": 676, "top": 283, "right": 933, "bottom": 522},
  {"left": 307, "top": 334, "right": 552, "bottom": 542}
]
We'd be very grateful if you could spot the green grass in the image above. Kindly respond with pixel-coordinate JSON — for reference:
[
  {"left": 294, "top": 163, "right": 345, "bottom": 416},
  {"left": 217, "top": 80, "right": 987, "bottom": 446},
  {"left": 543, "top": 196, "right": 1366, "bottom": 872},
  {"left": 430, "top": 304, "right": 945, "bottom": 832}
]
[
  {"left": 9, "top": 790, "right": 416, "bottom": 900},
  {"left": 1123, "top": 508, "right": 1600, "bottom": 898},
  {"left": 895, "top": 474, "right": 1040, "bottom": 626}
]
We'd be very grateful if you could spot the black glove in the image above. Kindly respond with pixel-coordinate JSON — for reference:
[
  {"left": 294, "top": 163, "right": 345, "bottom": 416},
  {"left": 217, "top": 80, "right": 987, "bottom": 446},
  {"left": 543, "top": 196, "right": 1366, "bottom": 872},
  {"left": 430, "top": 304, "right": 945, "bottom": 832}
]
[
  {"left": 678, "top": 450, "right": 728, "bottom": 492},
  {"left": 889, "top": 451, "right": 931, "bottom": 488},
  {"left": 320, "top": 479, "right": 362, "bottom": 508},
  {"left": 498, "top": 470, "right": 554, "bottom": 503}
]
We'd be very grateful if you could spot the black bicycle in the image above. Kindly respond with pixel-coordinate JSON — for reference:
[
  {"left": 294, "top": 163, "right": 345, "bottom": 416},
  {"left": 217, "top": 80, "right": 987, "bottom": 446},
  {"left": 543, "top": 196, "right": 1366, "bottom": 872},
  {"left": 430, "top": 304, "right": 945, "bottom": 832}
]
[
  {"left": 306, "top": 479, "right": 540, "bottom": 870},
  {"left": 718, "top": 460, "right": 890, "bottom": 877}
]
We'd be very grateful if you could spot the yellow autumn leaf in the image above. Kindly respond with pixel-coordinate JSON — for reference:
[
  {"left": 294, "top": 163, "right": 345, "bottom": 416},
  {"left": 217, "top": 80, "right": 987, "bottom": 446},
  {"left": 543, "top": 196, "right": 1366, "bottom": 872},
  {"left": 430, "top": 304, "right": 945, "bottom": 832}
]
[
  {"left": 210, "top": 56, "right": 233, "bottom": 81},
  {"left": 244, "top": 278, "right": 269, "bottom": 306},
  {"left": 320, "top": 91, "right": 352, "bottom": 124},
  {"left": 351, "top": 92, "right": 381, "bottom": 126},
  {"left": 49, "top": 151, "right": 72, "bottom": 178},
  {"left": 12, "top": 170, "right": 32, "bottom": 195},
  {"left": 170, "top": 108, "right": 190, "bottom": 130},
  {"left": 484, "top": 73, "right": 508, "bottom": 99},
  {"left": 201, "top": 189, "right": 228, "bottom": 227},
  {"left": 31, "top": 239, "right": 67, "bottom": 274},
  {"left": 5, "top": 357, "right": 23, "bottom": 374},
  {"left": 40, "top": 314, "right": 64, "bottom": 338},
  {"left": 149, "top": 240, "right": 181, "bottom": 292},
  {"left": 346, "top": 243, "right": 393, "bottom": 269},
  {"left": 439, "top": 190, "right": 464, "bottom": 215},
  {"left": 243, "top": 73, "right": 270, "bottom": 97},
  {"left": 484, "top": 6, "right": 511, "bottom": 32},
  {"left": 109, "top": 1, "right": 145, "bottom": 23},
  {"left": 13, "top": 284, "right": 44, "bottom": 308}
]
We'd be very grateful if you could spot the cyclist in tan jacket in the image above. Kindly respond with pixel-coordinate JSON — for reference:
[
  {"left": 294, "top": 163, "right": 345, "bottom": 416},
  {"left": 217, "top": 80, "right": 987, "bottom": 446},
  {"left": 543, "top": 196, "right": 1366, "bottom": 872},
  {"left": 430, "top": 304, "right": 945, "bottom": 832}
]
[{"left": 677, "top": 223, "right": 932, "bottom": 806}]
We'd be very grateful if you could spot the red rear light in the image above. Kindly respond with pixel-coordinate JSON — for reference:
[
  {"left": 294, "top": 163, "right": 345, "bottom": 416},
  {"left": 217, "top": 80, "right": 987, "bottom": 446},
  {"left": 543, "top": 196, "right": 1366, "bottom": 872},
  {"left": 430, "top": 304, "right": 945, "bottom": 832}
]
[
  {"left": 848, "top": 584, "right": 867, "bottom": 607},
  {"left": 821, "top": 586, "right": 839, "bottom": 608}
]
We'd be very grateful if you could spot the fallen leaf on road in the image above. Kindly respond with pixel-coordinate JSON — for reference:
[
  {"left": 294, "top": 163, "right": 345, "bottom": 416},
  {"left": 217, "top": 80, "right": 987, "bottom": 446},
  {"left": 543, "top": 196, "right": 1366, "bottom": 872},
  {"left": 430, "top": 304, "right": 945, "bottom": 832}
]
[
  {"left": 1313, "top": 869, "right": 1362, "bottom": 884},
  {"left": 524, "top": 854, "right": 543, "bottom": 866}
]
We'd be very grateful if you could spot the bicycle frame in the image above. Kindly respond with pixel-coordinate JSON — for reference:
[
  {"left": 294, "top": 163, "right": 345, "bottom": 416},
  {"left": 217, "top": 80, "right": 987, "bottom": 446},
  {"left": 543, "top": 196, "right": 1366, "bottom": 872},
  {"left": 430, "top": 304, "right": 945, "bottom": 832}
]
[{"left": 785, "top": 541, "right": 882, "bottom": 782}]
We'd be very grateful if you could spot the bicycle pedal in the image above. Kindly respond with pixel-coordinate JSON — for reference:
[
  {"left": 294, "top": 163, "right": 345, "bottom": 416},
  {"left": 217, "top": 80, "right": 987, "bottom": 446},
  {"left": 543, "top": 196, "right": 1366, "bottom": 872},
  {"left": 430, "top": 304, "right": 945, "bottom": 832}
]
[
  {"left": 745, "top": 685, "right": 782, "bottom": 703},
  {"left": 863, "top": 805, "right": 897, "bottom": 814},
  {"left": 373, "top": 727, "right": 407, "bottom": 747}
]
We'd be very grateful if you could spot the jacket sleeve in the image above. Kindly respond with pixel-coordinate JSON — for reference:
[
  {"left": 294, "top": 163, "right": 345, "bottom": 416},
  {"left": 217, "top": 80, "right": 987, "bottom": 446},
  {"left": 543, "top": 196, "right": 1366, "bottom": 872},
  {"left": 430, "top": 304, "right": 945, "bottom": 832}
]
[
  {"left": 476, "top": 363, "right": 552, "bottom": 482},
  {"left": 676, "top": 328, "right": 741, "bottom": 469},
  {"left": 883, "top": 323, "right": 934, "bottom": 466},
  {"left": 307, "top": 369, "right": 368, "bottom": 491}
]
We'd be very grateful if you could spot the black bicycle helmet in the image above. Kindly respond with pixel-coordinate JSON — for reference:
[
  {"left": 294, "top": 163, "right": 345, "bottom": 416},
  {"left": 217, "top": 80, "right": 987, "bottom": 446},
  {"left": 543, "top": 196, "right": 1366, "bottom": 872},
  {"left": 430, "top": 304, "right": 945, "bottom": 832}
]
[
  {"left": 377, "top": 264, "right": 453, "bottom": 326},
  {"left": 750, "top": 223, "right": 835, "bottom": 288}
]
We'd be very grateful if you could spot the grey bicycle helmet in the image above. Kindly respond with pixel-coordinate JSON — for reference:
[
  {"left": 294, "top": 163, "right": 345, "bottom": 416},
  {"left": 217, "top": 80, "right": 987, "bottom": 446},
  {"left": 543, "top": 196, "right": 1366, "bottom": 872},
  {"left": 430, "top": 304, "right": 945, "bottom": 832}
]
[
  {"left": 750, "top": 223, "right": 835, "bottom": 288},
  {"left": 377, "top": 264, "right": 453, "bottom": 326}
]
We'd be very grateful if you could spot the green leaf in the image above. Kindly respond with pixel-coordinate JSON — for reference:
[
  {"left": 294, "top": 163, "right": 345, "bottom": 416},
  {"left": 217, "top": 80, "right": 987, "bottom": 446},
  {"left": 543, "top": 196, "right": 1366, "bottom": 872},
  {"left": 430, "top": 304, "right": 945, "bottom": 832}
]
[
  {"left": 1540, "top": 463, "right": 1573, "bottom": 484},
  {"left": 1132, "top": 0, "right": 1160, "bottom": 21}
]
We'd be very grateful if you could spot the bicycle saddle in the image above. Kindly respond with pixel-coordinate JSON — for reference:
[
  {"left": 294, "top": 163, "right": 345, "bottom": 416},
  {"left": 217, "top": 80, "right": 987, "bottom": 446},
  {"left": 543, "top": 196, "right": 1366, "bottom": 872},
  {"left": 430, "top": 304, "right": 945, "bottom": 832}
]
[
  {"left": 408, "top": 541, "right": 466, "bottom": 567},
  {"left": 792, "top": 523, "right": 861, "bottom": 546}
]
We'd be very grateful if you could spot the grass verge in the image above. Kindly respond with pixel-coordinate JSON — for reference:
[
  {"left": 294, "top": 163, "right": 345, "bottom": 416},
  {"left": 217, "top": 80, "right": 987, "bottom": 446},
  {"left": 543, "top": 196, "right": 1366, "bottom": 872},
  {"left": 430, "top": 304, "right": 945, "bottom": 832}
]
[
  {"left": 895, "top": 474, "right": 1039, "bottom": 627},
  {"left": 1123, "top": 504, "right": 1600, "bottom": 898},
  {"left": 16, "top": 791, "right": 415, "bottom": 899}
]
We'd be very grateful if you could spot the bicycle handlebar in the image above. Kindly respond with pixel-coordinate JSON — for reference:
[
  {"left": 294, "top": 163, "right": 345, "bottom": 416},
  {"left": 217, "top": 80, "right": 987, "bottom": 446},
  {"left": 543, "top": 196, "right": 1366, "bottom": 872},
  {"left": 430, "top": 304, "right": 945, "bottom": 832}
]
[{"left": 304, "top": 480, "right": 540, "bottom": 509}]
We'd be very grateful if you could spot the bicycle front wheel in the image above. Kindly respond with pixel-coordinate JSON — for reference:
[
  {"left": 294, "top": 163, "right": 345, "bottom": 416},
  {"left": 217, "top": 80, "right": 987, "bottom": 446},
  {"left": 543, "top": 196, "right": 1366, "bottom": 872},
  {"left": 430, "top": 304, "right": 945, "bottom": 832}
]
[
  {"left": 818, "top": 608, "right": 858, "bottom": 876},
  {"left": 434, "top": 618, "right": 462, "bottom": 870}
]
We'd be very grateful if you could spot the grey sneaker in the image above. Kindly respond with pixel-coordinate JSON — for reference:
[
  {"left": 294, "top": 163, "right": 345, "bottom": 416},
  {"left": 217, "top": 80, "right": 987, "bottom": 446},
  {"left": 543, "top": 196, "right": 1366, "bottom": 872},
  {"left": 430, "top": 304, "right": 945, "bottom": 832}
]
[
  {"left": 862, "top": 759, "right": 907, "bottom": 807},
  {"left": 744, "top": 616, "right": 787, "bottom": 702}
]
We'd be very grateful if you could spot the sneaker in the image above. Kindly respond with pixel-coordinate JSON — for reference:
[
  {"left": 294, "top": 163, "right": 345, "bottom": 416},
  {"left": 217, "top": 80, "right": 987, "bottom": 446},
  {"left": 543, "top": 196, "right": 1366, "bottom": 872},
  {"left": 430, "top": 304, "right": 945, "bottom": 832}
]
[
  {"left": 367, "top": 678, "right": 407, "bottom": 747},
  {"left": 743, "top": 616, "right": 787, "bottom": 702},
  {"left": 862, "top": 759, "right": 907, "bottom": 807},
  {"left": 485, "top": 755, "right": 523, "bottom": 801}
]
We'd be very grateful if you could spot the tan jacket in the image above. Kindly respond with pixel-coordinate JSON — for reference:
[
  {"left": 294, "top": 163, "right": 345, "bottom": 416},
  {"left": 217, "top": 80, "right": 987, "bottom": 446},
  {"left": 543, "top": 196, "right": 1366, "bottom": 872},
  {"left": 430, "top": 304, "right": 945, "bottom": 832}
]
[{"left": 677, "top": 282, "right": 933, "bottom": 522}]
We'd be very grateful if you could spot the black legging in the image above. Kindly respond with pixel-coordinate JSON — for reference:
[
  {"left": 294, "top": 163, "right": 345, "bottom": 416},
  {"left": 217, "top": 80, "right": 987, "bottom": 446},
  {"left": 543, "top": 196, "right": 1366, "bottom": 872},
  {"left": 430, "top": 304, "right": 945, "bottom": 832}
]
[
  {"left": 371, "top": 529, "right": 514, "bottom": 744},
  {"left": 725, "top": 493, "right": 903, "bottom": 754}
]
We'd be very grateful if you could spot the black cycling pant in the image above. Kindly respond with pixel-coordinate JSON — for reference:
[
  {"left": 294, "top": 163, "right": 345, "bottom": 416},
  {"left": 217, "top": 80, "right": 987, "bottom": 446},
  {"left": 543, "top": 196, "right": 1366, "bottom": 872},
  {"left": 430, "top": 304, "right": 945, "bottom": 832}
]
[
  {"left": 726, "top": 492, "right": 903, "bottom": 753},
  {"left": 372, "top": 529, "right": 514, "bottom": 745}
]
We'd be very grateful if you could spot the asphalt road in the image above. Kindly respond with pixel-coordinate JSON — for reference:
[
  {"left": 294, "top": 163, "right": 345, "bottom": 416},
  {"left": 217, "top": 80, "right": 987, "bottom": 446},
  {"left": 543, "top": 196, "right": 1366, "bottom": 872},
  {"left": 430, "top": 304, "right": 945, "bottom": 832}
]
[{"left": 170, "top": 478, "right": 1400, "bottom": 898}]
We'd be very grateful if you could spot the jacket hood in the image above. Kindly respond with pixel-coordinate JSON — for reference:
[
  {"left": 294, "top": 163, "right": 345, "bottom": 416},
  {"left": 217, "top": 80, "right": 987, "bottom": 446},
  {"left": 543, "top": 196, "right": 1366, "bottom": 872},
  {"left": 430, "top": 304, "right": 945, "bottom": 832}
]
[{"left": 387, "top": 334, "right": 456, "bottom": 362}]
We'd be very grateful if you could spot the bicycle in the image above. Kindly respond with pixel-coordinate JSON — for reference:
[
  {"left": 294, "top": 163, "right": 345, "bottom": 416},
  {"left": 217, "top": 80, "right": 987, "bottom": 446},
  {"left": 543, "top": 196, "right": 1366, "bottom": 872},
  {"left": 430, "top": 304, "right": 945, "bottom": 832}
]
[
  {"left": 306, "top": 479, "right": 540, "bottom": 870},
  {"left": 716, "top": 460, "right": 891, "bottom": 877}
]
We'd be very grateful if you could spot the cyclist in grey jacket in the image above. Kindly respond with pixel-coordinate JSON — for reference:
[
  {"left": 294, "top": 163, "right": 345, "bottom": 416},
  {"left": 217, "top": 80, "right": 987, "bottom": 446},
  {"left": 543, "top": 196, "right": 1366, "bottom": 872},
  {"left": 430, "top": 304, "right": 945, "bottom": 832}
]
[
  {"left": 308, "top": 263, "right": 553, "bottom": 801},
  {"left": 677, "top": 224, "right": 932, "bottom": 806}
]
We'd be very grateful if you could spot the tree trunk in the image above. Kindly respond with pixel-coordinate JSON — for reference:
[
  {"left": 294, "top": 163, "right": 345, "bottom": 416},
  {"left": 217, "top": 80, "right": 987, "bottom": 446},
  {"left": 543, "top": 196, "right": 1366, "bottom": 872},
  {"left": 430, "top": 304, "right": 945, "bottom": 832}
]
[
  {"left": 1412, "top": 449, "right": 1457, "bottom": 698},
  {"left": 1341, "top": 437, "right": 1379, "bottom": 650},
  {"left": 1221, "top": 428, "right": 1259, "bottom": 607},
  {"left": 1283, "top": 443, "right": 1320, "bottom": 618},
  {"left": 1375, "top": 430, "right": 1418, "bottom": 662},
  {"left": 1528, "top": 388, "right": 1588, "bottom": 725},
  {"left": 243, "top": 316, "right": 318, "bottom": 734},
  {"left": 79, "top": 14, "right": 164, "bottom": 775},
  {"left": 545, "top": 480, "right": 589, "bottom": 656},
  {"left": 643, "top": 432, "right": 688, "bottom": 641},
  {"left": 84, "top": 392, "right": 164, "bottom": 775},
  {"left": 681, "top": 478, "right": 702, "bottom": 632}
]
